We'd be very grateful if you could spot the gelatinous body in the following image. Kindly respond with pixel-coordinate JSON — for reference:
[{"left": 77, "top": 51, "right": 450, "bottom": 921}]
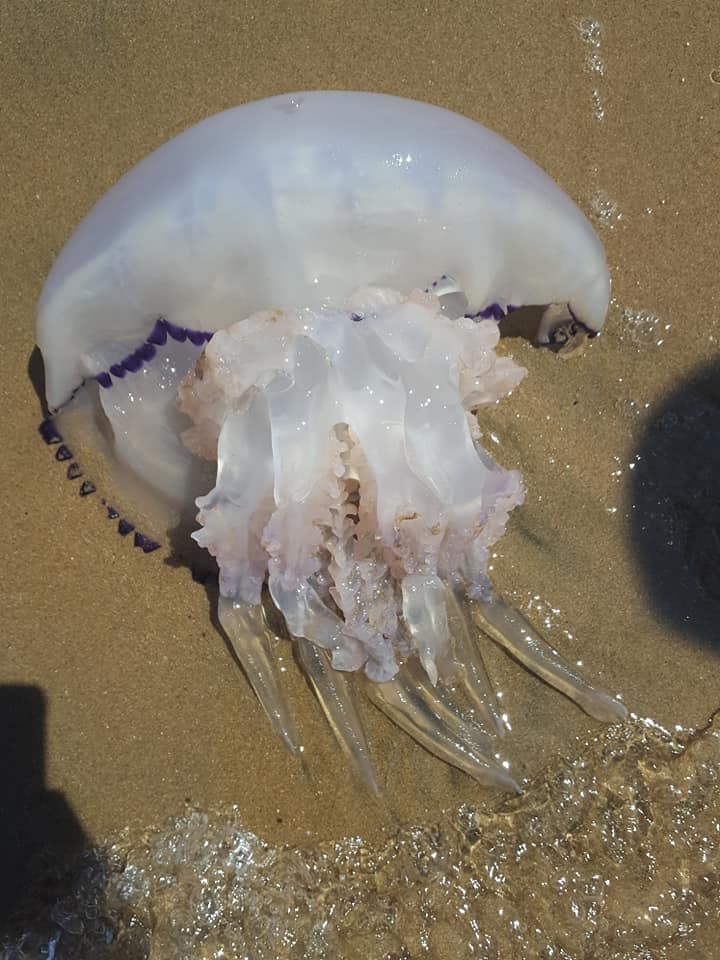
[
  {"left": 38, "top": 91, "right": 609, "bottom": 411},
  {"left": 36, "top": 92, "right": 625, "bottom": 791}
]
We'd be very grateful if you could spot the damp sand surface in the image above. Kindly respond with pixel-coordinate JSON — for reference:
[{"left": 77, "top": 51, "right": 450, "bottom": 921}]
[{"left": 2, "top": 0, "right": 720, "bottom": 956}]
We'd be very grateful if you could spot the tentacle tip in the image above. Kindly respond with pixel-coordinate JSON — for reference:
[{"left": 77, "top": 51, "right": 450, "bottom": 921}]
[
  {"left": 594, "top": 696, "right": 629, "bottom": 724},
  {"left": 362, "top": 765, "right": 381, "bottom": 797},
  {"left": 342, "top": 749, "right": 380, "bottom": 797},
  {"left": 264, "top": 709, "right": 304, "bottom": 758},
  {"left": 580, "top": 690, "right": 629, "bottom": 724},
  {"left": 491, "top": 767, "right": 523, "bottom": 794}
]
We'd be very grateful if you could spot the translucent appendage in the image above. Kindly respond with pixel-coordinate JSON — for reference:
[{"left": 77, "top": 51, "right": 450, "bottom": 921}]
[
  {"left": 295, "top": 638, "right": 378, "bottom": 794},
  {"left": 445, "top": 584, "right": 506, "bottom": 736},
  {"left": 218, "top": 597, "right": 301, "bottom": 753},
  {"left": 366, "top": 660, "right": 520, "bottom": 792},
  {"left": 400, "top": 574, "right": 451, "bottom": 685},
  {"left": 470, "top": 592, "right": 628, "bottom": 723}
]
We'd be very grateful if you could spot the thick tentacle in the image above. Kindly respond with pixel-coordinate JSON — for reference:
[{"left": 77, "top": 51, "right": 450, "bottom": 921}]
[
  {"left": 469, "top": 592, "right": 628, "bottom": 723},
  {"left": 405, "top": 658, "right": 498, "bottom": 754},
  {"left": 444, "top": 585, "right": 506, "bottom": 736},
  {"left": 295, "top": 638, "right": 378, "bottom": 794},
  {"left": 365, "top": 661, "right": 520, "bottom": 792},
  {"left": 400, "top": 574, "right": 452, "bottom": 685},
  {"left": 269, "top": 575, "right": 365, "bottom": 672},
  {"left": 218, "top": 597, "right": 301, "bottom": 753}
]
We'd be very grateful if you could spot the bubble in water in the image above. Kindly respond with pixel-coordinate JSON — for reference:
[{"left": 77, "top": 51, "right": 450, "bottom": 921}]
[
  {"left": 576, "top": 17, "right": 602, "bottom": 48},
  {"left": 620, "top": 308, "right": 671, "bottom": 347},
  {"left": 577, "top": 18, "right": 606, "bottom": 119},
  {"left": 590, "top": 190, "right": 623, "bottom": 229}
]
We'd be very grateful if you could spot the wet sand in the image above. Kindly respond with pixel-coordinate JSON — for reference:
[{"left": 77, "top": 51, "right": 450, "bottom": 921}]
[{"left": 2, "top": 0, "right": 720, "bottom": 953}]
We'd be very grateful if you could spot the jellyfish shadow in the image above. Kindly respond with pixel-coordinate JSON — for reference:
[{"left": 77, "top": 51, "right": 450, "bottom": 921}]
[
  {"left": 28, "top": 346, "right": 50, "bottom": 419},
  {"left": 629, "top": 358, "right": 720, "bottom": 651}
]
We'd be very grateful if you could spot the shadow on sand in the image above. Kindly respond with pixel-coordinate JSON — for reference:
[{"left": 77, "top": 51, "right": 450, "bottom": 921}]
[
  {"left": 0, "top": 686, "right": 149, "bottom": 957},
  {"left": 629, "top": 358, "right": 720, "bottom": 652}
]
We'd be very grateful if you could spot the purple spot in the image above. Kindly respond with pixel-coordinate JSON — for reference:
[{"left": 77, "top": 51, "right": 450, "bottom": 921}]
[
  {"left": 478, "top": 303, "right": 505, "bottom": 322},
  {"left": 55, "top": 445, "right": 73, "bottom": 462},
  {"left": 166, "top": 321, "right": 187, "bottom": 342},
  {"left": 39, "top": 420, "right": 62, "bottom": 444},
  {"left": 67, "top": 462, "right": 82, "bottom": 480},
  {"left": 109, "top": 363, "right": 127, "bottom": 379},
  {"left": 121, "top": 351, "right": 144, "bottom": 373},
  {"left": 204, "top": 331, "right": 214, "bottom": 342},
  {"left": 137, "top": 341, "right": 156, "bottom": 362},
  {"left": 187, "top": 329, "right": 206, "bottom": 346},
  {"left": 106, "top": 505, "right": 119, "bottom": 519},
  {"left": 79, "top": 480, "right": 96, "bottom": 497},
  {"left": 506, "top": 304, "right": 520, "bottom": 314},
  {"left": 133, "top": 531, "right": 161, "bottom": 553},
  {"left": 118, "top": 518, "right": 135, "bottom": 536},
  {"left": 96, "top": 371, "right": 113, "bottom": 389},
  {"left": 147, "top": 318, "right": 168, "bottom": 346},
  {"left": 351, "top": 313, "right": 363, "bottom": 322}
]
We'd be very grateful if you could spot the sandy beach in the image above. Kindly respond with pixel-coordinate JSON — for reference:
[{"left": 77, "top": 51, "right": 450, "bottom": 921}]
[{"left": 2, "top": 0, "right": 719, "bottom": 954}]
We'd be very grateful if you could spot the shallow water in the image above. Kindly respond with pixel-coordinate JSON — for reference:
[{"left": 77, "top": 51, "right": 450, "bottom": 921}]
[{"left": 4, "top": 713, "right": 719, "bottom": 959}]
